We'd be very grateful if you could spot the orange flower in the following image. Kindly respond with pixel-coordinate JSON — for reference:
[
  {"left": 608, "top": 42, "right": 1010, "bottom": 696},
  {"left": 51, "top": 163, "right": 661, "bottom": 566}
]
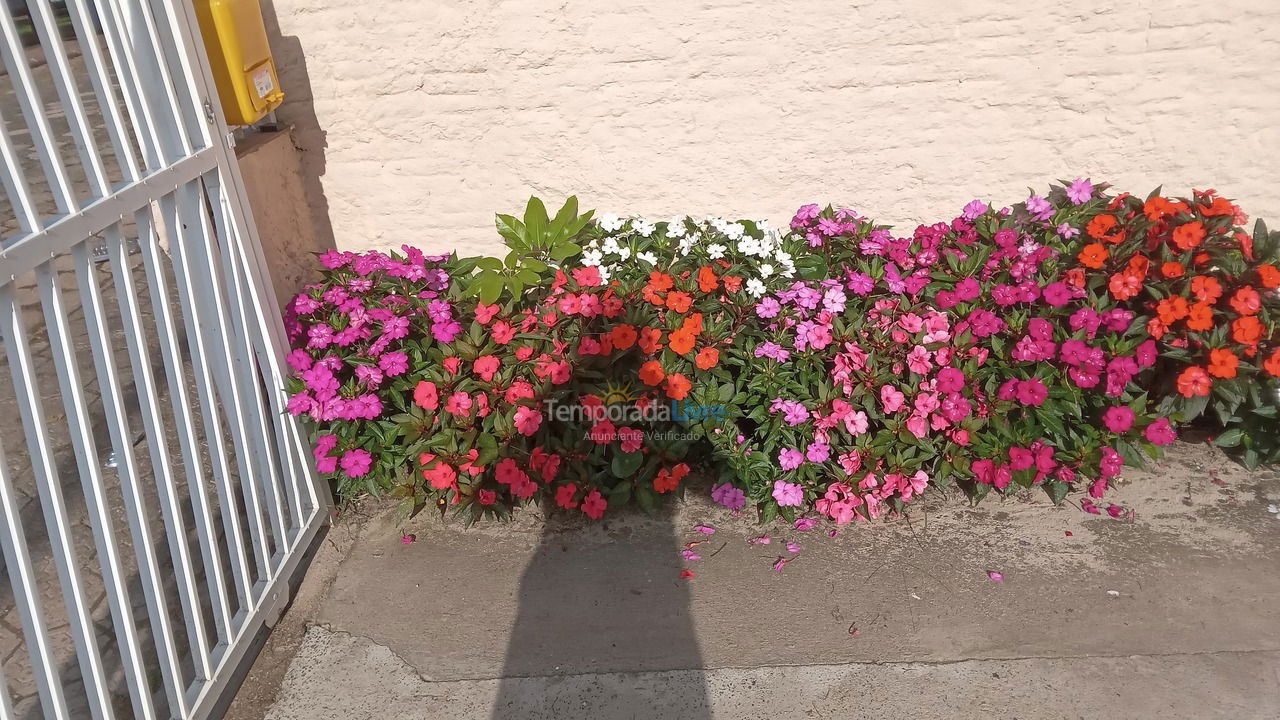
[
  {"left": 638, "top": 360, "right": 665, "bottom": 386},
  {"left": 722, "top": 275, "right": 742, "bottom": 293},
  {"left": 1200, "top": 196, "right": 1235, "bottom": 216},
  {"left": 610, "top": 324, "right": 638, "bottom": 350},
  {"left": 1146, "top": 317, "right": 1168, "bottom": 340},
  {"left": 664, "top": 373, "right": 691, "bottom": 400},
  {"left": 646, "top": 271, "right": 674, "bottom": 292},
  {"left": 666, "top": 291, "right": 692, "bottom": 314},
  {"left": 1078, "top": 243, "right": 1108, "bottom": 269},
  {"left": 697, "top": 266, "right": 718, "bottom": 293},
  {"left": 638, "top": 327, "right": 662, "bottom": 354},
  {"left": 1160, "top": 261, "right": 1185, "bottom": 279},
  {"left": 1207, "top": 348, "right": 1239, "bottom": 379},
  {"left": 1086, "top": 214, "right": 1124, "bottom": 243},
  {"left": 1232, "top": 316, "right": 1263, "bottom": 346},
  {"left": 694, "top": 347, "right": 719, "bottom": 370},
  {"left": 1171, "top": 221, "right": 1206, "bottom": 251},
  {"left": 668, "top": 329, "right": 696, "bottom": 355},
  {"left": 1258, "top": 264, "right": 1280, "bottom": 289},
  {"left": 681, "top": 313, "right": 704, "bottom": 335},
  {"left": 1155, "top": 296, "right": 1189, "bottom": 324},
  {"left": 1190, "top": 276, "right": 1222, "bottom": 303},
  {"left": 1176, "top": 366, "right": 1211, "bottom": 397},
  {"left": 1143, "top": 196, "right": 1186, "bottom": 221},
  {"left": 1228, "top": 287, "right": 1261, "bottom": 316},
  {"left": 1185, "top": 302, "right": 1214, "bottom": 331},
  {"left": 1126, "top": 255, "right": 1149, "bottom": 279},
  {"left": 1264, "top": 348, "right": 1280, "bottom": 378},
  {"left": 1108, "top": 272, "right": 1141, "bottom": 301}
]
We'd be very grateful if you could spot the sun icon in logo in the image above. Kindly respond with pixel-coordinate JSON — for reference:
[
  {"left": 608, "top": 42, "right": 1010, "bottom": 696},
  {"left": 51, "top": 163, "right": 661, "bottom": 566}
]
[{"left": 600, "top": 379, "right": 635, "bottom": 405}]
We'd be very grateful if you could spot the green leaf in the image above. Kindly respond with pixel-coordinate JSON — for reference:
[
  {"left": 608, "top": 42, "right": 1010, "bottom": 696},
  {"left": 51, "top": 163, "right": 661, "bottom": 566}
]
[
  {"left": 478, "top": 270, "right": 504, "bottom": 305},
  {"left": 611, "top": 451, "right": 644, "bottom": 478},
  {"left": 475, "top": 256, "right": 504, "bottom": 272},
  {"left": 1213, "top": 428, "right": 1244, "bottom": 448},
  {"left": 548, "top": 196, "right": 578, "bottom": 241},
  {"left": 495, "top": 214, "right": 525, "bottom": 245},
  {"left": 550, "top": 242, "right": 582, "bottom": 261},
  {"left": 475, "top": 433, "right": 499, "bottom": 466},
  {"left": 524, "top": 197, "right": 548, "bottom": 248}
]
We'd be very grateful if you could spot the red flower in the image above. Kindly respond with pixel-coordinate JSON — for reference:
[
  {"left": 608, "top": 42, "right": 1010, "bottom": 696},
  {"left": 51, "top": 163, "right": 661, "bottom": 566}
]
[
  {"left": 665, "top": 374, "right": 692, "bottom": 401},
  {"left": 1190, "top": 276, "right": 1222, "bottom": 303},
  {"left": 1078, "top": 243, "right": 1108, "bottom": 269},
  {"left": 1231, "top": 316, "right": 1262, "bottom": 346},
  {"left": 555, "top": 483, "right": 579, "bottom": 509},
  {"left": 1264, "top": 348, "right": 1280, "bottom": 378},
  {"left": 611, "top": 323, "right": 638, "bottom": 350},
  {"left": 581, "top": 490, "right": 607, "bottom": 519},
  {"left": 1228, "top": 286, "right": 1261, "bottom": 316},
  {"left": 1207, "top": 348, "right": 1238, "bottom": 379},
  {"left": 1171, "top": 221, "right": 1206, "bottom": 251},
  {"left": 638, "top": 360, "right": 665, "bottom": 386},
  {"left": 1258, "top": 264, "right": 1280, "bottom": 289}
]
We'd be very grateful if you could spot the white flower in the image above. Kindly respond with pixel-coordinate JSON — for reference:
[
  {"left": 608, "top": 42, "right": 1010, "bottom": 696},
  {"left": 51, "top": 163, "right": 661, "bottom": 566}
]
[
  {"left": 678, "top": 237, "right": 695, "bottom": 255},
  {"left": 601, "top": 237, "right": 623, "bottom": 255},
  {"left": 781, "top": 265, "right": 795, "bottom": 278},
  {"left": 599, "top": 213, "right": 625, "bottom": 233},
  {"left": 746, "top": 278, "right": 767, "bottom": 297},
  {"left": 637, "top": 251, "right": 659, "bottom": 265},
  {"left": 616, "top": 246, "right": 632, "bottom": 261},
  {"left": 707, "top": 243, "right": 726, "bottom": 259},
  {"left": 759, "top": 263, "right": 775, "bottom": 278},
  {"left": 723, "top": 222, "right": 745, "bottom": 241},
  {"left": 581, "top": 248, "right": 604, "bottom": 267},
  {"left": 666, "top": 217, "right": 687, "bottom": 238},
  {"left": 756, "top": 219, "right": 773, "bottom": 234},
  {"left": 633, "top": 217, "right": 656, "bottom": 237},
  {"left": 738, "top": 236, "right": 760, "bottom": 256},
  {"left": 598, "top": 265, "right": 613, "bottom": 282}
]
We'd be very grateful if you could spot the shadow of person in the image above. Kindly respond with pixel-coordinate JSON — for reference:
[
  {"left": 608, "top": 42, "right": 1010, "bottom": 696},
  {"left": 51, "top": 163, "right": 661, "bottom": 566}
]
[{"left": 492, "top": 502, "right": 712, "bottom": 719}]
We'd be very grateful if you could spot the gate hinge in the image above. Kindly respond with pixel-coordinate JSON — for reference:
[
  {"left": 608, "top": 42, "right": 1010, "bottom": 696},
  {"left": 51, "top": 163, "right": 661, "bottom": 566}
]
[{"left": 203, "top": 99, "right": 215, "bottom": 124}]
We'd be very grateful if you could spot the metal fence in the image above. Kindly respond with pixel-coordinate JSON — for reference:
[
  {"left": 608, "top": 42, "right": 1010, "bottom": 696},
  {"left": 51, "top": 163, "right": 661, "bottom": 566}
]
[{"left": 0, "top": 1, "right": 327, "bottom": 717}]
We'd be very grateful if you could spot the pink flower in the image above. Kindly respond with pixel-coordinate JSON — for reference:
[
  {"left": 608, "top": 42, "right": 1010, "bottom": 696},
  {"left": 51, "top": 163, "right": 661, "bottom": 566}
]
[
  {"left": 1014, "top": 378, "right": 1047, "bottom": 406},
  {"left": 772, "top": 480, "right": 804, "bottom": 507},
  {"left": 935, "top": 367, "right": 965, "bottom": 393},
  {"left": 513, "top": 406, "right": 542, "bottom": 436},
  {"left": 477, "top": 489, "right": 497, "bottom": 506},
  {"left": 805, "top": 442, "right": 830, "bottom": 463},
  {"left": 1102, "top": 406, "right": 1135, "bottom": 433},
  {"left": 589, "top": 420, "right": 617, "bottom": 445},
  {"left": 906, "top": 345, "right": 933, "bottom": 375},
  {"left": 377, "top": 351, "right": 408, "bottom": 376},
  {"left": 880, "top": 385, "right": 906, "bottom": 413},
  {"left": 444, "top": 391, "right": 472, "bottom": 417},
  {"left": 617, "top": 426, "right": 644, "bottom": 453},
  {"left": 473, "top": 355, "right": 500, "bottom": 382},
  {"left": 555, "top": 483, "right": 579, "bottom": 509},
  {"left": 778, "top": 449, "right": 804, "bottom": 470},
  {"left": 711, "top": 483, "right": 746, "bottom": 510},
  {"left": 843, "top": 410, "right": 869, "bottom": 436},
  {"left": 475, "top": 302, "right": 499, "bottom": 324}
]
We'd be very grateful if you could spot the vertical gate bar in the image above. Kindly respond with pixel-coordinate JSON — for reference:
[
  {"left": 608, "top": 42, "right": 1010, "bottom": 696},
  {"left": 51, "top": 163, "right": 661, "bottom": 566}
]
[
  {"left": 190, "top": 180, "right": 291, "bottom": 555},
  {"left": 71, "top": 241, "right": 195, "bottom": 716},
  {"left": 203, "top": 172, "right": 304, "bottom": 535},
  {"left": 110, "top": 0, "right": 195, "bottom": 159},
  {"left": 34, "top": 262, "right": 154, "bottom": 719},
  {"left": 167, "top": 0, "right": 330, "bottom": 522},
  {"left": 0, "top": 661, "right": 13, "bottom": 720},
  {"left": 148, "top": 0, "right": 214, "bottom": 150},
  {"left": 134, "top": 207, "right": 256, "bottom": 615},
  {"left": 0, "top": 283, "right": 115, "bottom": 720},
  {"left": 105, "top": 220, "right": 235, "bottom": 647},
  {"left": 0, "top": 437, "right": 71, "bottom": 718},
  {"left": 25, "top": 0, "right": 111, "bottom": 197},
  {"left": 0, "top": 103, "right": 41, "bottom": 237},
  {"left": 63, "top": 0, "right": 144, "bottom": 184},
  {"left": 0, "top": 4, "right": 76, "bottom": 214},
  {"left": 92, "top": 0, "right": 164, "bottom": 172},
  {"left": 164, "top": 186, "right": 275, "bottom": 577}
]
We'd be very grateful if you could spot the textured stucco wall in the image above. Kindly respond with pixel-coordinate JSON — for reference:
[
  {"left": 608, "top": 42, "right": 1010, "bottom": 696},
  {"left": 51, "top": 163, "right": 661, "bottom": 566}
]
[{"left": 261, "top": 0, "right": 1280, "bottom": 257}]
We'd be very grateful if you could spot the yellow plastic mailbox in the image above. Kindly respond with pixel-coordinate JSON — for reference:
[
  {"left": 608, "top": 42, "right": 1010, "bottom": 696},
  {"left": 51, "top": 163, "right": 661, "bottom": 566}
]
[{"left": 195, "top": 0, "right": 284, "bottom": 125}]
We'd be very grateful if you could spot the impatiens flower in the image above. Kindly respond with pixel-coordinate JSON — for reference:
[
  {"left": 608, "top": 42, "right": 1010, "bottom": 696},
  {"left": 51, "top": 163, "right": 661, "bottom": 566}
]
[
  {"left": 1143, "top": 418, "right": 1177, "bottom": 446},
  {"left": 1176, "top": 366, "right": 1211, "bottom": 397},
  {"left": 711, "top": 483, "right": 746, "bottom": 510},
  {"left": 1014, "top": 378, "right": 1048, "bottom": 407},
  {"left": 772, "top": 480, "right": 804, "bottom": 506},
  {"left": 805, "top": 442, "right": 831, "bottom": 463},
  {"left": 339, "top": 449, "right": 372, "bottom": 478},
  {"left": 778, "top": 449, "right": 804, "bottom": 471},
  {"left": 880, "top": 385, "right": 906, "bottom": 413},
  {"left": 1066, "top": 177, "right": 1093, "bottom": 205},
  {"left": 513, "top": 406, "right": 542, "bottom": 436},
  {"left": 1101, "top": 406, "right": 1135, "bottom": 433},
  {"left": 555, "top": 483, "right": 579, "bottom": 509},
  {"left": 581, "top": 490, "right": 607, "bottom": 519},
  {"left": 477, "top": 489, "right": 497, "bottom": 506}
]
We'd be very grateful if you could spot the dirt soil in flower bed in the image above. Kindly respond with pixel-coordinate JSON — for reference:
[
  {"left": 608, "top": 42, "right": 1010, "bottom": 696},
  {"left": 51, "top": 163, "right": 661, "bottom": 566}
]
[{"left": 232, "top": 442, "right": 1280, "bottom": 720}]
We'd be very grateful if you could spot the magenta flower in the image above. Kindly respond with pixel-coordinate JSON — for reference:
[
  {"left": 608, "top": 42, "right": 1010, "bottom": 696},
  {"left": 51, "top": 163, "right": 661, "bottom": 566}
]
[
  {"left": 1102, "top": 406, "right": 1135, "bottom": 433},
  {"left": 1014, "top": 378, "right": 1048, "bottom": 406},
  {"left": 377, "top": 351, "right": 409, "bottom": 376},
  {"left": 339, "top": 449, "right": 372, "bottom": 478},
  {"left": 1143, "top": 418, "right": 1177, "bottom": 446},
  {"left": 1066, "top": 178, "right": 1093, "bottom": 205},
  {"left": 711, "top": 483, "right": 746, "bottom": 510}
]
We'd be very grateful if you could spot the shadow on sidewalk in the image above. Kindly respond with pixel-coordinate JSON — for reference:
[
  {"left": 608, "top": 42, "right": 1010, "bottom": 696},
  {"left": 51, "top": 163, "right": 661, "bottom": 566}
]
[{"left": 492, "top": 505, "right": 711, "bottom": 719}]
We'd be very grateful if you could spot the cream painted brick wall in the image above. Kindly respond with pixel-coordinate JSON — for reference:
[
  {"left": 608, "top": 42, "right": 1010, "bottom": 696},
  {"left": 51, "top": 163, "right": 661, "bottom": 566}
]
[{"left": 265, "top": 0, "right": 1280, "bottom": 256}]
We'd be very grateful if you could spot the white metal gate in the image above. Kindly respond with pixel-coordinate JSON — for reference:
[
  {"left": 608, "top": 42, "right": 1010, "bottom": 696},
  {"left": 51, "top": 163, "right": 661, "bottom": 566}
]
[{"left": 0, "top": 1, "right": 328, "bottom": 718}]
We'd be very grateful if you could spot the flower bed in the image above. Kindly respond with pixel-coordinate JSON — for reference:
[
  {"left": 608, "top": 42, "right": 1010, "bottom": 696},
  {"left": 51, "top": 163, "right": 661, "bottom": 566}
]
[{"left": 283, "top": 183, "right": 1280, "bottom": 524}]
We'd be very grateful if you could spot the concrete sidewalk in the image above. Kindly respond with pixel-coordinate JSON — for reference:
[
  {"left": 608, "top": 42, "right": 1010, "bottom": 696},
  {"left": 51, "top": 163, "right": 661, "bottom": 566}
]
[{"left": 230, "top": 443, "right": 1280, "bottom": 719}]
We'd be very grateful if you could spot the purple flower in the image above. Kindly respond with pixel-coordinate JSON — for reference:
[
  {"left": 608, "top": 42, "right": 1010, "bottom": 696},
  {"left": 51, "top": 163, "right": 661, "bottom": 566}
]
[
  {"left": 845, "top": 272, "right": 874, "bottom": 295},
  {"left": 1056, "top": 222, "right": 1080, "bottom": 239},
  {"left": 755, "top": 297, "right": 782, "bottom": 319},
  {"left": 772, "top": 480, "right": 804, "bottom": 506},
  {"left": 711, "top": 483, "right": 746, "bottom": 511},
  {"left": 1025, "top": 194, "right": 1053, "bottom": 220},
  {"left": 431, "top": 320, "right": 462, "bottom": 343},
  {"left": 1066, "top": 178, "right": 1093, "bottom": 205},
  {"left": 805, "top": 442, "right": 830, "bottom": 463},
  {"left": 962, "top": 199, "right": 989, "bottom": 221},
  {"left": 1042, "top": 281, "right": 1073, "bottom": 307}
]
